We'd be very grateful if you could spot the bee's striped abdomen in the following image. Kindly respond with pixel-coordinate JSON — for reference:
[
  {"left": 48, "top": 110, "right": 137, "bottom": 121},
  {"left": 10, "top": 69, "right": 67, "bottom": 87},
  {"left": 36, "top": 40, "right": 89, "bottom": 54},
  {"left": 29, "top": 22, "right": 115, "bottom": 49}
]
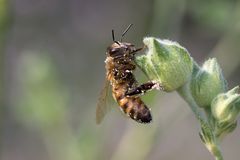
[{"left": 113, "top": 87, "right": 152, "bottom": 123}]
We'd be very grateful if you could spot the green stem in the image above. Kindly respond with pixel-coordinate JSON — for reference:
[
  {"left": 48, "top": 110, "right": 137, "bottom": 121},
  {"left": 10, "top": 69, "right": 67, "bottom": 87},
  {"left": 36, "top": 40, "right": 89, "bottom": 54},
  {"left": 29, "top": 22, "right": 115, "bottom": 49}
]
[
  {"left": 204, "top": 107, "right": 216, "bottom": 128},
  {"left": 177, "top": 82, "right": 224, "bottom": 160},
  {"left": 177, "top": 82, "right": 206, "bottom": 121},
  {"left": 212, "top": 145, "right": 224, "bottom": 160}
]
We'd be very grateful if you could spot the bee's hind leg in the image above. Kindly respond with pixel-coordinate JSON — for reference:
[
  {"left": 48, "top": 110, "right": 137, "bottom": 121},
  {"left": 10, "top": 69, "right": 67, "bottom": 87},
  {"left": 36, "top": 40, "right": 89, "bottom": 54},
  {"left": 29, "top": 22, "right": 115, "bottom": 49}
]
[{"left": 125, "top": 81, "right": 163, "bottom": 97}]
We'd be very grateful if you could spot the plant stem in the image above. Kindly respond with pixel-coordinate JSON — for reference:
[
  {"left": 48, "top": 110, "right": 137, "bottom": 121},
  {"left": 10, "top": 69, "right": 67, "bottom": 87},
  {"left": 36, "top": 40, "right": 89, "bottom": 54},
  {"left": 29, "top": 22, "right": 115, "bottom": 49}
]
[
  {"left": 177, "top": 82, "right": 206, "bottom": 121},
  {"left": 177, "top": 82, "right": 224, "bottom": 160}
]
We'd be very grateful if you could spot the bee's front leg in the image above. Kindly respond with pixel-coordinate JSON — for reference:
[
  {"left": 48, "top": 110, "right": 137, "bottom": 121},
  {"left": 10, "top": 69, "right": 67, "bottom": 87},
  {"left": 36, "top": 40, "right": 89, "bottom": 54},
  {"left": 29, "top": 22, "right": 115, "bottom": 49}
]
[
  {"left": 125, "top": 81, "right": 163, "bottom": 97},
  {"left": 130, "top": 45, "right": 146, "bottom": 54}
]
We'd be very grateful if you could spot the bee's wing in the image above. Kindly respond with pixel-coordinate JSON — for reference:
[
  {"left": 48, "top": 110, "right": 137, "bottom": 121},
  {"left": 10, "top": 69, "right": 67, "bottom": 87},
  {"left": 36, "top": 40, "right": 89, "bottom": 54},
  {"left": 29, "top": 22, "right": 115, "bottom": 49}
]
[{"left": 96, "top": 79, "right": 111, "bottom": 124}]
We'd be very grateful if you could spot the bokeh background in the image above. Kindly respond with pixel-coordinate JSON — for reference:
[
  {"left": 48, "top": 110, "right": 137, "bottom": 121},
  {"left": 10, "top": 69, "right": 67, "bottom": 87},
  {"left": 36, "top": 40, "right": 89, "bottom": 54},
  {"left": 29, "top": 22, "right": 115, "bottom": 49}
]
[{"left": 1, "top": 0, "right": 240, "bottom": 160}]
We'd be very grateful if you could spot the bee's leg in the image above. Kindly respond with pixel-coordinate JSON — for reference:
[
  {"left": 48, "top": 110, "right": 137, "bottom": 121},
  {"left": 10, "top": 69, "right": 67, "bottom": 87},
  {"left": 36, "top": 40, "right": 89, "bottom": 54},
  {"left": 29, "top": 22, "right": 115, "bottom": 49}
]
[
  {"left": 125, "top": 81, "right": 163, "bottom": 96},
  {"left": 130, "top": 45, "right": 146, "bottom": 54},
  {"left": 134, "top": 47, "right": 143, "bottom": 53}
]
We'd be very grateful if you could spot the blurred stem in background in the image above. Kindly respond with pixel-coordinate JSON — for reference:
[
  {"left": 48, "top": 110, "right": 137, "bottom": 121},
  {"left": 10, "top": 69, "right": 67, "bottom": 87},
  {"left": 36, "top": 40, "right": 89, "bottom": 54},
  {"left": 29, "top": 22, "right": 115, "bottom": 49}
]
[
  {"left": 0, "top": 0, "right": 11, "bottom": 149},
  {"left": 0, "top": 0, "right": 10, "bottom": 44},
  {"left": 15, "top": 54, "right": 83, "bottom": 160}
]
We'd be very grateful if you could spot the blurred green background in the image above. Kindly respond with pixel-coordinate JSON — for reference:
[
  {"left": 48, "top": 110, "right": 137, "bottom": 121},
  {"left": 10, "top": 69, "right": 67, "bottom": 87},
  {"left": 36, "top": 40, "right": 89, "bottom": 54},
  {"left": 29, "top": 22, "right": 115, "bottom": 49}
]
[{"left": 1, "top": 0, "right": 240, "bottom": 160}]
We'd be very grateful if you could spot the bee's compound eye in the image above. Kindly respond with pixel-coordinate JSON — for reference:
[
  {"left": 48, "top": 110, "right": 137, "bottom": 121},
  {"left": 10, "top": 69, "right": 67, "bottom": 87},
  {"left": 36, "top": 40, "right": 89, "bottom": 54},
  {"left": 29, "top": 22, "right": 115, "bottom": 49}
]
[
  {"left": 110, "top": 48, "right": 119, "bottom": 53},
  {"left": 109, "top": 48, "right": 120, "bottom": 56}
]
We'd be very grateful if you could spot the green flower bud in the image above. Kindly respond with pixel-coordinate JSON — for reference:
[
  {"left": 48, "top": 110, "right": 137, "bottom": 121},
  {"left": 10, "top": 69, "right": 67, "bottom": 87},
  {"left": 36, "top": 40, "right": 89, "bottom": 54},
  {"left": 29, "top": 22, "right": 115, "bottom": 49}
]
[
  {"left": 135, "top": 37, "right": 193, "bottom": 92},
  {"left": 211, "top": 86, "right": 240, "bottom": 124},
  {"left": 190, "top": 58, "right": 227, "bottom": 108},
  {"left": 216, "top": 121, "right": 237, "bottom": 139}
]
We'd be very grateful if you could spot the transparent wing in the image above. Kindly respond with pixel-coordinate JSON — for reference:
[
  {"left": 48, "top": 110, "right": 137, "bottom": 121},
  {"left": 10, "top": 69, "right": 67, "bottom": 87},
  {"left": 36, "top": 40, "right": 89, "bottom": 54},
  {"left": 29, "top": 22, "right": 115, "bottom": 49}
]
[{"left": 96, "top": 79, "right": 111, "bottom": 124}]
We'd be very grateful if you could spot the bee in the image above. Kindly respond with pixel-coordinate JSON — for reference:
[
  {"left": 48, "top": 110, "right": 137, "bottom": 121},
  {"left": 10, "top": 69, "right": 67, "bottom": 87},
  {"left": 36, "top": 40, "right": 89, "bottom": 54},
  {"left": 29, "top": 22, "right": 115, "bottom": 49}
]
[{"left": 96, "top": 24, "right": 161, "bottom": 124}]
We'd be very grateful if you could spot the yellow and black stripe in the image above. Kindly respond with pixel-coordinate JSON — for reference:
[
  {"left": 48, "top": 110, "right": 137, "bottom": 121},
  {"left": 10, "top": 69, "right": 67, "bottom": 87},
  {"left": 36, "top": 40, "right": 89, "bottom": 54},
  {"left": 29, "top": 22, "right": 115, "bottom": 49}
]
[{"left": 112, "top": 86, "right": 152, "bottom": 123}]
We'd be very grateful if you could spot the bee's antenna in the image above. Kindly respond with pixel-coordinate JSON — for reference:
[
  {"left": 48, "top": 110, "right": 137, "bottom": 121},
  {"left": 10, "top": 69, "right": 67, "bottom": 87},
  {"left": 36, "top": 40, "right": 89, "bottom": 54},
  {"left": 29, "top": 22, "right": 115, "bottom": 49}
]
[
  {"left": 112, "top": 29, "right": 115, "bottom": 42},
  {"left": 112, "top": 29, "right": 120, "bottom": 45},
  {"left": 121, "top": 24, "right": 133, "bottom": 42}
]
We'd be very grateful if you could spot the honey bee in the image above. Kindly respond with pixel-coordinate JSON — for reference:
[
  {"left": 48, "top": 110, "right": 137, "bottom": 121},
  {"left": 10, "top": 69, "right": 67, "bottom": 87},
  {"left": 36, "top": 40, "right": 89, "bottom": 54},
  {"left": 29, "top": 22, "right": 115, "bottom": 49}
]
[{"left": 96, "top": 24, "right": 161, "bottom": 124}]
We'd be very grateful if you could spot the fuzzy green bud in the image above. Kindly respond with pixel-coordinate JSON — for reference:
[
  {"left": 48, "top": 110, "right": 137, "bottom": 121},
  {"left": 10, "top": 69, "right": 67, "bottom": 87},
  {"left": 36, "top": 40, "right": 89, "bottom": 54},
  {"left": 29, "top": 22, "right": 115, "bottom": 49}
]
[
  {"left": 190, "top": 58, "right": 227, "bottom": 108},
  {"left": 135, "top": 37, "right": 193, "bottom": 92},
  {"left": 211, "top": 86, "right": 240, "bottom": 125}
]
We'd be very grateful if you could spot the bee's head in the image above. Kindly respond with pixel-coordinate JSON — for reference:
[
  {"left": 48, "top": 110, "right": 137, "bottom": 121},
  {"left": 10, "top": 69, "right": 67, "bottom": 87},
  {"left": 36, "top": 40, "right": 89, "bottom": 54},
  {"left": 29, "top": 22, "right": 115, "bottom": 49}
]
[
  {"left": 107, "top": 24, "right": 138, "bottom": 58},
  {"left": 107, "top": 42, "right": 136, "bottom": 58}
]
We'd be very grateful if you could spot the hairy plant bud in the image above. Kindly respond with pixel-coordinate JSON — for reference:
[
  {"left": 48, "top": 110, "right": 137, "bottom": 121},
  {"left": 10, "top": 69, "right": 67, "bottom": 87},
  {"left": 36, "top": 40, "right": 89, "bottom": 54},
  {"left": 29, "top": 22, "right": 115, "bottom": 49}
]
[
  {"left": 191, "top": 58, "right": 227, "bottom": 108},
  {"left": 135, "top": 37, "right": 193, "bottom": 92}
]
